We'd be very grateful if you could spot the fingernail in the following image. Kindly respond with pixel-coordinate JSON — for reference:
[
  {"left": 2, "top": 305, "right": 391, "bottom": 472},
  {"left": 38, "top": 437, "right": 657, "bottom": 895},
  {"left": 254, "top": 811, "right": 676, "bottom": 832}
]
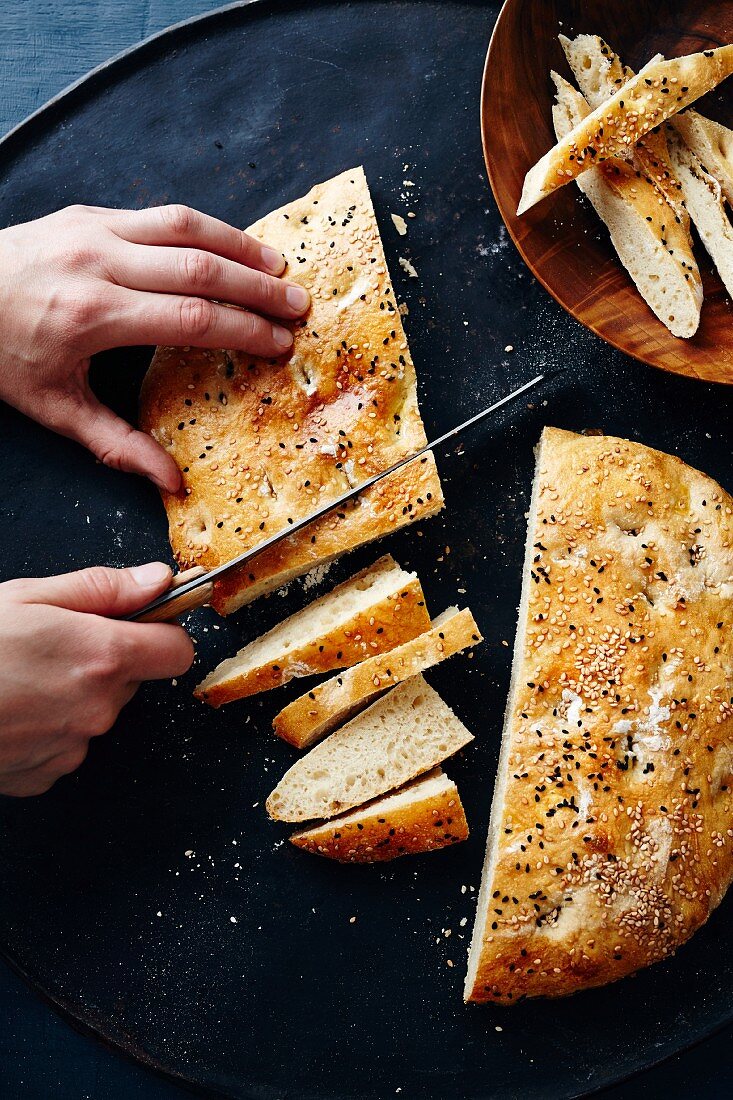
[
  {"left": 131, "top": 561, "right": 171, "bottom": 588},
  {"left": 261, "top": 246, "right": 286, "bottom": 275},
  {"left": 272, "top": 324, "right": 293, "bottom": 348},
  {"left": 286, "top": 284, "right": 310, "bottom": 312}
]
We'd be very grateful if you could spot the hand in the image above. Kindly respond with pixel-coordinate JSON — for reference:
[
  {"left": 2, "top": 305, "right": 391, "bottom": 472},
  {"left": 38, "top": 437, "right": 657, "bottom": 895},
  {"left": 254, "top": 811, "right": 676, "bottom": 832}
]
[
  {"left": 0, "top": 203, "right": 310, "bottom": 492},
  {"left": 0, "top": 561, "right": 194, "bottom": 797}
]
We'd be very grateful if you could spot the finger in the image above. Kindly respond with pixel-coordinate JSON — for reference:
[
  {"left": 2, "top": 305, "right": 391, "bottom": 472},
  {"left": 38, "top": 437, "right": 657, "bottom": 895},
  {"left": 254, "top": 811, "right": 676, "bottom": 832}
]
[
  {"left": 19, "top": 562, "right": 173, "bottom": 617},
  {"left": 114, "top": 622, "right": 195, "bottom": 682},
  {"left": 57, "top": 389, "right": 182, "bottom": 492},
  {"left": 109, "top": 204, "right": 287, "bottom": 275},
  {"left": 101, "top": 287, "right": 295, "bottom": 356},
  {"left": 111, "top": 243, "right": 309, "bottom": 320},
  {"left": 0, "top": 771, "right": 57, "bottom": 798}
]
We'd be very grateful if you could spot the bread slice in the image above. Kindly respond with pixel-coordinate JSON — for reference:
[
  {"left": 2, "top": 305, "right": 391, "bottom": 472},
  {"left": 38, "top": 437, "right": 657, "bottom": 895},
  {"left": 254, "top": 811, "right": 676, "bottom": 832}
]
[
  {"left": 518, "top": 45, "right": 733, "bottom": 214},
  {"left": 665, "top": 127, "right": 733, "bottom": 300},
  {"left": 140, "top": 167, "right": 444, "bottom": 616},
  {"left": 560, "top": 33, "right": 733, "bottom": 302},
  {"left": 558, "top": 33, "right": 688, "bottom": 222},
  {"left": 266, "top": 675, "right": 474, "bottom": 822},
  {"left": 464, "top": 428, "right": 733, "bottom": 1003},
  {"left": 272, "top": 606, "right": 483, "bottom": 749},
  {"left": 551, "top": 73, "right": 702, "bottom": 337},
  {"left": 289, "top": 767, "right": 469, "bottom": 862},
  {"left": 672, "top": 110, "right": 733, "bottom": 205},
  {"left": 195, "top": 555, "right": 430, "bottom": 707}
]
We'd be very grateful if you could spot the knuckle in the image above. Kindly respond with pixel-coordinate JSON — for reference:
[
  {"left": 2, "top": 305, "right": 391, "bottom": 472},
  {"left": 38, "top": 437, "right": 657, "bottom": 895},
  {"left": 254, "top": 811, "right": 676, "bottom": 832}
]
[
  {"left": 252, "top": 268, "right": 275, "bottom": 303},
  {"left": 179, "top": 296, "right": 215, "bottom": 340},
  {"left": 181, "top": 249, "right": 218, "bottom": 290},
  {"left": 55, "top": 744, "right": 89, "bottom": 775},
  {"left": 160, "top": 203, "right": 195, "bottom": 237},
  {"left": 80, "top": 567, "right": 119, "bottom": 609},
  {"left": 60, "top": 287, "right": 103, "bottom": 332}
]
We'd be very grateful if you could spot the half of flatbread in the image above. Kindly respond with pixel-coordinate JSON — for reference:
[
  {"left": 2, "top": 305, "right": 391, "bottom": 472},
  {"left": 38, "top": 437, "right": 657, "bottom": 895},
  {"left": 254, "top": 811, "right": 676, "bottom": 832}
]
[{"left": 465, "top": 428, "right": 733, "bottom": 1002}]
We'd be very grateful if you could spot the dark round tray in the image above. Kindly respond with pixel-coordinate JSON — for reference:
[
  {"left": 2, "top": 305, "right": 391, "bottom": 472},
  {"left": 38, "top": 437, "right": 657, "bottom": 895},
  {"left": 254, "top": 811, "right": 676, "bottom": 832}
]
[{"left": 0, "top": 2, "right": 732, "bottom": 1097}]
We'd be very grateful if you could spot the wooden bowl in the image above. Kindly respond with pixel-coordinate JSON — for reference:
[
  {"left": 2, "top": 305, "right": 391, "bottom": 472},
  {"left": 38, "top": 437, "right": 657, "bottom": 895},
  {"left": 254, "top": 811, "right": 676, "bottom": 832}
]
[{"left": 482, "top": 0, "right": 733, "bottom": 383}]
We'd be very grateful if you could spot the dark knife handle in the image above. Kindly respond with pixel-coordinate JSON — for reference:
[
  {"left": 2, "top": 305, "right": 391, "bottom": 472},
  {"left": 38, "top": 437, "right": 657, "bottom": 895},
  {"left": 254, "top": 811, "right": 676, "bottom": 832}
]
[{"left": 133, "top": 566, "right": 213, "bottom": 623}]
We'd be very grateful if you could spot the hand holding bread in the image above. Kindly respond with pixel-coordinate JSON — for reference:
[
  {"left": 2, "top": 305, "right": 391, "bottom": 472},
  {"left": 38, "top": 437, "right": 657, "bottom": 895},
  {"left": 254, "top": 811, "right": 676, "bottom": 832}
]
[{"left": 0, "top": 203, "right": 309, "bottom": 492}]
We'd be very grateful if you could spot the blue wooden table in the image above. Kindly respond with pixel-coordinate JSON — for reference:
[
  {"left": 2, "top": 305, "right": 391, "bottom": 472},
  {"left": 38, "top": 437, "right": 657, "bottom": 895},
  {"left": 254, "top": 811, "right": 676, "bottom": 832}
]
[{"left": 0, "top": 2, "right": 730, "bottom": 1096}]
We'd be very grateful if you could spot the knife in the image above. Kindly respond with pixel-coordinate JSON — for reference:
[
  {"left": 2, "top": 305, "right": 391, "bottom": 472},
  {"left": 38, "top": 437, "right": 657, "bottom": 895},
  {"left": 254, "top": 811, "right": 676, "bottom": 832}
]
[{"left": 130, "top": 372, "right": 550, "bottom": 623}]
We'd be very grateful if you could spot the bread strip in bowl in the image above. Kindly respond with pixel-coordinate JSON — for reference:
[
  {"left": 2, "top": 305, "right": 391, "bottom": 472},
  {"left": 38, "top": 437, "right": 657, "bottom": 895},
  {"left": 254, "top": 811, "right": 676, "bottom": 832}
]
[
  {"left": 289, "top": 767, "right": 469, "bottom": 862},
  {"left": 551, "top": 73, "right": 702, "bottom": 338},
  {"left": 561, "top": 33, "right": 733, "bottom": 303},
  {"left": 267, "top": 675, "right": 474, "bottom": 822},
  {"left": 518, "top": 44, "right": 733, "bottom": 215},
  {"left": 558, "top": 33, "right": 688, "bottom": 222},
  {"left": 140, "top": 167, "right": 443, "bottom": 616},
  {"left": 195, "top": 555, "right": 430, "bottom": 706},
  {"left": 464, "top": 428, "right": 733, "bottom": 1003},
  {"left": 671, "top": 111, "right": 733, "bottom": 206},
  {"left": 273, "top": 606, "right": 482, "bottom": 749}
]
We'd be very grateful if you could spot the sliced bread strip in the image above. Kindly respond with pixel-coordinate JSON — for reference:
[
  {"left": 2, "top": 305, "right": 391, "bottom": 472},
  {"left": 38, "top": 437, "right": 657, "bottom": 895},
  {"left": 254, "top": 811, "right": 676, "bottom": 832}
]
[
  {"left": 195, "top": 555, "right": 430, "bottom": 707},
  {"left": 552, "top": 73, "right": 702, "bottom": 337},
  {"left": 561, "top": 34, "right": 733, "bottom": 302},
  {"left": 273, "top": 606, "right": 483, "bottom": 749},
  {"left": 665, "top": 127, "right": 733, "bottom": 300},
  {"left": 672, "top": 111, "right": 733, "bottom": 206},
  {"left": 266, "top": 675, "right": 474, "bottom": 822},
  {"left": 518, "top": 44, "right": 733, "bottom": 214},
  {"left": 289, "top": 767, "right": 469, "bottom": 862},
  {"left": 464, "top": 428, "right": 733, "bottom": 1003},
  {"left": 558, "top": 33, "right": 688, "bottom": 222}
]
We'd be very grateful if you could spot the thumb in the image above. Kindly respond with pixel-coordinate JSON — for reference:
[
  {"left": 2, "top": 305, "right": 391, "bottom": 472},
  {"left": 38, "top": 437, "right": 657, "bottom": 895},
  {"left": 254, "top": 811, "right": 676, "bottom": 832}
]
[
  {"left": 49, "top": 388, "right": 181, "bottom": 493},
  {"left": 21, "top": 562, "right": 173, "bottom": 617}
]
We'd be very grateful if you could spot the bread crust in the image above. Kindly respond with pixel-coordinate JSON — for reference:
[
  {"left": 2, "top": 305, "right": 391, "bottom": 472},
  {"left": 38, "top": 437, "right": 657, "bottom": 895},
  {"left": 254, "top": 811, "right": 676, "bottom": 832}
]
[
  {"left": 290, "top": 769, "right": 469, "bottom": 862},
  {"left": 466, "top": 428, "right": 733, "bottom": 1003},
  {"left": 195, "top": 558, "right": 431, "bottom": 706},
  {"left": 273, "top": 607, "right": 483, "bottom": 748},
  {"left": 139, "top": 167, "right": 443, "bottom": 615},
  {"left": 518, "top": 45, "right": 733, "bottom": 214}
]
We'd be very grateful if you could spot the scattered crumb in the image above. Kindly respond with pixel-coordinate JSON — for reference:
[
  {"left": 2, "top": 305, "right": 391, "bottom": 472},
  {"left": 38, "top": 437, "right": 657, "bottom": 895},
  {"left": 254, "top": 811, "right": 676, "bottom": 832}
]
[
  {"left": 302, "top": 560, "right": 334, "bottom": 591},
  {"left": 391, "top": 212, "right": 408, "bottom": 235},
  {"left": 505, "top": 344, "right": 514, "bottom": 353},
  {"left": 398, "top": 301, "right": 409, "bottom": 317},
  {"left": 399, "top": 256, "right": 418, "bottom": 278},
  {"left": 349, "top": 915, "right": 357, "bottom": 924},
  {"left": 446, "top": 959, "right": 454, "bottom": 967}
]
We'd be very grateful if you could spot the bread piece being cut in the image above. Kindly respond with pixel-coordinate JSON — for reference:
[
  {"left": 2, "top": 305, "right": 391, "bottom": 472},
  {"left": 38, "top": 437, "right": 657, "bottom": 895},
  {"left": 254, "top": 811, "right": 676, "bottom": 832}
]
[
  {"left": 464, "top": 428, "right": 733, "bottom": 1003},
  {"left": 560, "top": 33, "right": 733, "bottom": 302},
  {"left": 289, "top": 767, "right": 469, "bottom": 862},
  {"left": 552, "top": 73, "right": 702, "bottom": 337},
  {"left": 267, "top": 675, "right": 474, "bottom": 822},
  {"left": 273, "top": 606, "right": 483, "bottom": 749},
  {"left": 140, "top": 167, "right": 444, "bottom": 616},
  {"left": 518, "top": 45, "right": 733, "bottom": 214},
  {"left": 195, "top": 556, "right": 430, "bottom": 707},
  {"left": 558, "top": 33, "right": 688, "bottom": 222},
  {"left": 672, "top": 111, "right": 733, "bottom": 206}
]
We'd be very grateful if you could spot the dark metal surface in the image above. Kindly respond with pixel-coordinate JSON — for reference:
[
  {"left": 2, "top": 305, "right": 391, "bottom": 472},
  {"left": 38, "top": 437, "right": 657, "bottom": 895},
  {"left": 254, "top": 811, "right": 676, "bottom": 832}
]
[{"left": 0, "top": 2, "right": 732, "bottom": 1097}]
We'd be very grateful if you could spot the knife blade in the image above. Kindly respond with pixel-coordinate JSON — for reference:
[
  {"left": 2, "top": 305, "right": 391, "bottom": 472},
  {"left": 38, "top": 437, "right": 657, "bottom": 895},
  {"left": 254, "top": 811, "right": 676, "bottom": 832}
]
[{"left": 130, "top": 371, "right": 550, "bottom": 623}]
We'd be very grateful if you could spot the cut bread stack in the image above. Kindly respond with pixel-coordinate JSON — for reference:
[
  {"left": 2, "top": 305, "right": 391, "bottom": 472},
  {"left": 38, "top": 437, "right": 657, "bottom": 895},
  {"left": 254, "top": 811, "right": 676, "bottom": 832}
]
[
  {"left": 518, "top": 35, "right": 733, "bottom": 337},
  {"left": 465, "top": 428, "right": 733, "bottom": 1002},
  {"left": 196, "top": 553, "right": 482, "bottom": 862}
]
